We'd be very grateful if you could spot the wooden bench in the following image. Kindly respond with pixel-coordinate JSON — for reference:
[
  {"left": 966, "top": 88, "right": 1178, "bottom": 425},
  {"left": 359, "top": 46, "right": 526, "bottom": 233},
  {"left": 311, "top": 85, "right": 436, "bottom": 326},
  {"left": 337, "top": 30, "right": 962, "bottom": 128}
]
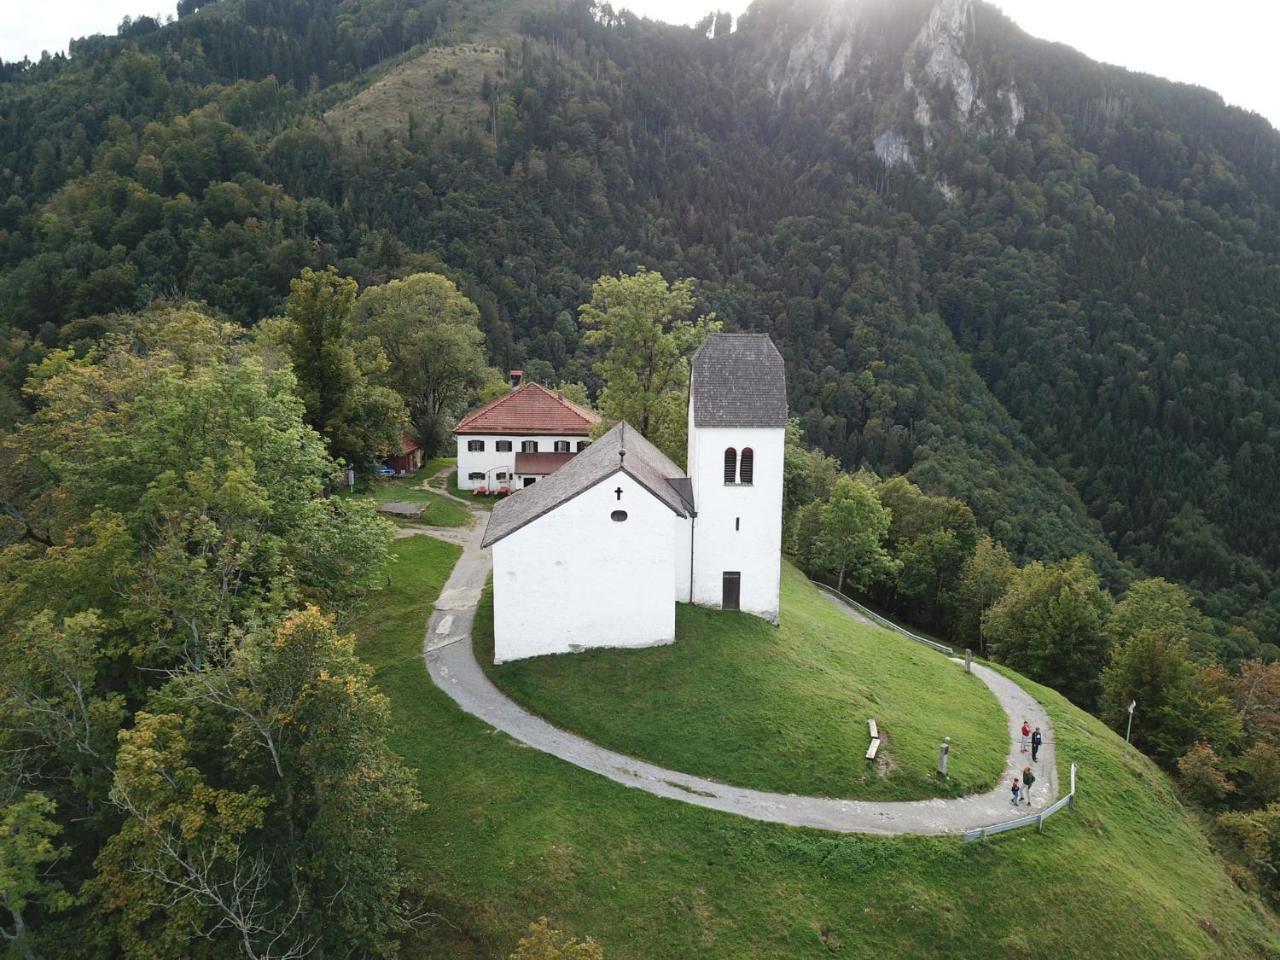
[{"left": 866, "top": 718, "right": 881, "bottom": 760}]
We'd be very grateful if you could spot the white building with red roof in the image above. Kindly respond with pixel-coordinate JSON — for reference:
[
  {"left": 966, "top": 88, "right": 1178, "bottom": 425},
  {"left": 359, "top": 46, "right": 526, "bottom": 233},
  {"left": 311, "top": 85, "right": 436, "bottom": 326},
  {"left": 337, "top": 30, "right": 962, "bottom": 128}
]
[{"left": 453, "top": 380, "right": 601, "bottom": 492}]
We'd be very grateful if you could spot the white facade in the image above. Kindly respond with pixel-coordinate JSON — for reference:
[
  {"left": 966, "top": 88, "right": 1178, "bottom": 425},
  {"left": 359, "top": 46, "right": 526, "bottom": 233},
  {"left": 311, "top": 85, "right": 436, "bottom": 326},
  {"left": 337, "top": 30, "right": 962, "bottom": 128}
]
[
  {"left": 491, "top": 471, "right": 679, "bottom": 662},
  {"left": 455, "top": 433, "right": 588, "bottom": 490},
  {"left": 686, "top": 407, "right": 785, "bottom": 621}
]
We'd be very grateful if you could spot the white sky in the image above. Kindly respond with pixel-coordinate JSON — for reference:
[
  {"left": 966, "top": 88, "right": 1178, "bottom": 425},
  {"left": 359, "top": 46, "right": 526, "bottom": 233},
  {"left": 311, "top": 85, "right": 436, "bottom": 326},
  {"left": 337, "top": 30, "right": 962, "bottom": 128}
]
[{"left": 2, "top": 0, "right": 1277, "bottom": 129}]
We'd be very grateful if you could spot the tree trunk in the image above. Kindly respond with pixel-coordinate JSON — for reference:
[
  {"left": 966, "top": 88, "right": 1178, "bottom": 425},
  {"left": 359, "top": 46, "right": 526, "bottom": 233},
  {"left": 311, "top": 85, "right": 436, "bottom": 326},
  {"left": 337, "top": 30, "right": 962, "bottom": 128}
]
[{"left": 12, "top": 907, "right": 35, "bottom": 960}]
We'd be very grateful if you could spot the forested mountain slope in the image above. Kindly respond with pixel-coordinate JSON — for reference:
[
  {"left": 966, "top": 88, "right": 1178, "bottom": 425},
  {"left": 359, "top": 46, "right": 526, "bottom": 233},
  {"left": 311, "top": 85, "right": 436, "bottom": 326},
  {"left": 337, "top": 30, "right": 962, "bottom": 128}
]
[{"left": 3, "top": 0, "right": 1280, "bottom": 647}]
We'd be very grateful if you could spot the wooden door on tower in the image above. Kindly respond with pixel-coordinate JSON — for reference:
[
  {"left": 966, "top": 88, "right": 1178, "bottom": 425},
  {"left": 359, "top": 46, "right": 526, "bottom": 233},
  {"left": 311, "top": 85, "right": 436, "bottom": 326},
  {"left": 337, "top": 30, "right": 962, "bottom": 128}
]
[{"left": 722, "top": 572, "right": 741, "bottom": 611}]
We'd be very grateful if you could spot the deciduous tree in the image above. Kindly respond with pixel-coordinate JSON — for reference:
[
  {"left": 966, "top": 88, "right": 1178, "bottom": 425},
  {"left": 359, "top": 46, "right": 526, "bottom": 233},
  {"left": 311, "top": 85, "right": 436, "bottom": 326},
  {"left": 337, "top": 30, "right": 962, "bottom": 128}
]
[
  {"left": 353, "top": 272, "right": 500, "bottom": 456},
  {"left": 954, "top": 536, "right": 1016, "bottom": 655},
  {"left": 984, "top": 556, "right": 1112, "bottom": 707},
  {"left": 811, "top": 475, "right": 896, "bottom": 595},
  {"left": 580, "top": 269, "right": 719, "bottom": 466},
  {"left": 0, "top": 792, "right": 72, "bottom": 960},
  {"left": 279, "top": 268, "right": 405, "bottom": 470}
]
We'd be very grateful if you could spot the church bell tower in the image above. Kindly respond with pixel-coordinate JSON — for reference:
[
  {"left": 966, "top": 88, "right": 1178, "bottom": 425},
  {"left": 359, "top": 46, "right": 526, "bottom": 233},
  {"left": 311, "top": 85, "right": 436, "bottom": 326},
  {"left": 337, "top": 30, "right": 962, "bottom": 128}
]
[{"left": 686, "top": 333, "right": 787, "bottom": 622}]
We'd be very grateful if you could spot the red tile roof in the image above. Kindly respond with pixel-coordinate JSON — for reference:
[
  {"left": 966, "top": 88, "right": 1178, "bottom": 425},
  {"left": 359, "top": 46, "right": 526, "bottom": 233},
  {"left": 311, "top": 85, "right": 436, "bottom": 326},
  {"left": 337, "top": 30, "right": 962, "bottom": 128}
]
[
  {"left": 454, "top": 383, "right": 600, "bottom": 436},
  {"left": 513, "top": 451, "right": 575, "bottom": 476}
]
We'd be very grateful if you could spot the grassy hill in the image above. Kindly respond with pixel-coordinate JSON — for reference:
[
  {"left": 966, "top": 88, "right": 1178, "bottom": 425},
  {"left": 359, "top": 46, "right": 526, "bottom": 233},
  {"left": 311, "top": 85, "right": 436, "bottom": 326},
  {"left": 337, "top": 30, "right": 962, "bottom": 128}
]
[
  {"left": 478, "top": 564, "right": 1006, "bottom": 801},
  {"left": 324, "top": 43, "right": 505, "bottom": 144},
  {"left": 354, "top": 537, "right": 1280, "bottom": 959}
]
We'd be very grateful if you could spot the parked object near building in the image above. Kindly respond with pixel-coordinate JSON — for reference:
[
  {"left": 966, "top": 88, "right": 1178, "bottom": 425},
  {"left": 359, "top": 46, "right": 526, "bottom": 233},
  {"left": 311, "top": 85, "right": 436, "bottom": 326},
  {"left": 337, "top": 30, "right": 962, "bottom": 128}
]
[
  {"left": 482, "top": 333, "right": 787, "bottom": 662},
  {"left": 383, "top": 433, "right": 424, "bottom": 475}
]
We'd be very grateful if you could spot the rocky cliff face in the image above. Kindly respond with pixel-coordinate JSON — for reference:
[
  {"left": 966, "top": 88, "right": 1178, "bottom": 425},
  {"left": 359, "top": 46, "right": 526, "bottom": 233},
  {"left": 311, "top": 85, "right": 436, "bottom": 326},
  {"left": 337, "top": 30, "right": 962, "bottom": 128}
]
[
  {"left": 903, "top": 0, "right": 1023, "bottom": 148},
  {"left": 756, "top": 0, "right": 1023, "bottom": 171}
]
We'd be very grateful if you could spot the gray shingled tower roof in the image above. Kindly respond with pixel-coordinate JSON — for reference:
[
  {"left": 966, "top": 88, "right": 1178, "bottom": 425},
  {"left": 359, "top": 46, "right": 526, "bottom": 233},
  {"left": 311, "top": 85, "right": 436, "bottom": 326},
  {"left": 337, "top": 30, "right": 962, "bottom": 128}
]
[
  {"left": 690, "top": 333, "right": 788, "bottom": 428},
  {"left": 481, "top": 422, "right": 692, "bottom": 547}
]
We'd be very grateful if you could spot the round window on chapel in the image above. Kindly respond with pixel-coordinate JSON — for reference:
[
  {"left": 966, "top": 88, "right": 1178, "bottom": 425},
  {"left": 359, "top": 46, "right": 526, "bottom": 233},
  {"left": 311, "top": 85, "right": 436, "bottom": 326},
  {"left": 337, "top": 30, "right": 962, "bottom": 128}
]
[{"left": 610, "top": 510, "right": 628, "bottom": 522}]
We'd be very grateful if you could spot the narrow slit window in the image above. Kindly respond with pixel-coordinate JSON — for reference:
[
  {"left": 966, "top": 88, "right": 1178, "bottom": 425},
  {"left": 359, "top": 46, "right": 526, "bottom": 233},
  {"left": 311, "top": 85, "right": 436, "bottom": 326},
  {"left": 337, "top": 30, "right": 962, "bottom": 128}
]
[
  {"left": 611, "top": 510, "right": 628, "bottom": 522},
  {"left": 723, "top": 447, "right": 737, "bottom": 485},
  {"left": 739, "top": 447, "right": 754, "bottom": 485}
]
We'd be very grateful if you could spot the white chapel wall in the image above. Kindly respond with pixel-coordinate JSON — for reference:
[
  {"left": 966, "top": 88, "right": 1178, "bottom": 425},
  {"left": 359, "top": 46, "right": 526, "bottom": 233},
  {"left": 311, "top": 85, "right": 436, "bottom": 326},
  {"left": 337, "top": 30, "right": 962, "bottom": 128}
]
[{"left": 491, "top": 472, "right": 678, "bottom": 661}]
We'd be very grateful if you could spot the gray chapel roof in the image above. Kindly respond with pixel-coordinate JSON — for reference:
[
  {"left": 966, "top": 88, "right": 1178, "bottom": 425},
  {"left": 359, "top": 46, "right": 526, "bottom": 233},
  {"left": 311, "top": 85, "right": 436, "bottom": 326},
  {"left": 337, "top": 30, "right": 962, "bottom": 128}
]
[
  {"left": 690, "top": 333, "right": 788, "bottom": 429},
  {"left": 481, "top": 421, "right": 691, "bottom": 547}
]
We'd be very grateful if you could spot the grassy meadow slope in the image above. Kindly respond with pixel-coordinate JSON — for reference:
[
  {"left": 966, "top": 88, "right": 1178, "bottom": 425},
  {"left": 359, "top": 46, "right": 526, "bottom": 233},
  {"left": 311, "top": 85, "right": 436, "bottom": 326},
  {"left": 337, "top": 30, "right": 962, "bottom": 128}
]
[
  {"left": 324, "top": 43, "right": 505, "bottom": 143},
  {"left": 479, "top": 563, "right": 1006, "bottom": 801},
  {"left": 354, "top": 538, "right": 1279, "bottom": 959}
]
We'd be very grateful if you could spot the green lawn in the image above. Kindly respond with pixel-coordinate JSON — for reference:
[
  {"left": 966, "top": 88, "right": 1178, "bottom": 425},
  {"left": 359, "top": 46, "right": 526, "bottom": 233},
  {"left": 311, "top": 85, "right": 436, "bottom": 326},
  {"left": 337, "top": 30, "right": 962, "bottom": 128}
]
[
  {"left": 422, "top": 456, "right": 455, "bottom": 478},
  {"left": 446, "top": 468, "right": 497, "bottom": 510},
  {"left": 340, "top": 465, "right": 472, "bottom": 527},
  {"left": 479, "top": 564, "right": 1005, "bottom": 800},
  {"left": 353, "top": 539, "right": 1280, "bottom": 960}
]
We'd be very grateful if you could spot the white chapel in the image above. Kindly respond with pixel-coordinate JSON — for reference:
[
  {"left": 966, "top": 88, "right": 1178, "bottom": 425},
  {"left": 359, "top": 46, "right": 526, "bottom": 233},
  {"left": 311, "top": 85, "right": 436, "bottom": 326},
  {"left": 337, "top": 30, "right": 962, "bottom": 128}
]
[{"left": 480, "top": 333, "right": 788, "bottom": 662}]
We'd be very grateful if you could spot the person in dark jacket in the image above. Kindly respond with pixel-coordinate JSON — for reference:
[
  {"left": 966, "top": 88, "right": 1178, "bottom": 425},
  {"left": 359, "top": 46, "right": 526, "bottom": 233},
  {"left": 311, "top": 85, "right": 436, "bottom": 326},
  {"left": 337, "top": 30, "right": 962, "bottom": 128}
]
[
  {"left": 1031, "top": 727, "right": 1043, "bottom": 763},
  {"left": 1010, "top": 778, "right": 1021, "bottom": 806},
  {"left": 1022, "top": 765, "right": 1036, "bottom": 804}
]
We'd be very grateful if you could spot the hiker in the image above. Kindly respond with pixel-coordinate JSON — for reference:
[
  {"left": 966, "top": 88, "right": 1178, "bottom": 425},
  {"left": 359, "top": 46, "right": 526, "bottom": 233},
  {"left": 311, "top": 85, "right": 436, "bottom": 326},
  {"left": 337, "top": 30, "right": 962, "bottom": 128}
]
[
  {"left": 1010, "top": 778, "right": 1021, "bottom": 806},
  {"left": 1031, "top": 727, "right": 1043, "bottom": 763},
  {"left": 1020, "top": 721, "right": 1030, "bottom": 753},
  {"left": 1022, "top": 765, "right": 1036, "bottom": 805}
]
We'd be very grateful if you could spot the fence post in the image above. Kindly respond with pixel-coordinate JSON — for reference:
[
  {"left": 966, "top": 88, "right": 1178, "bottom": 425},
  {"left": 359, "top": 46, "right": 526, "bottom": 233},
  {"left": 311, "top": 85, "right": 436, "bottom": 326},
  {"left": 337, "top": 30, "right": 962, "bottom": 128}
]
[
  {"left": 964, "top": 648, "right": 972, "bottom": 673},
  {"left": 1068, "top": 763, "right": 1077, "bottom": 808},
  {"left": 1037, "top": 812, "right": 1044, "bottom": 832}
]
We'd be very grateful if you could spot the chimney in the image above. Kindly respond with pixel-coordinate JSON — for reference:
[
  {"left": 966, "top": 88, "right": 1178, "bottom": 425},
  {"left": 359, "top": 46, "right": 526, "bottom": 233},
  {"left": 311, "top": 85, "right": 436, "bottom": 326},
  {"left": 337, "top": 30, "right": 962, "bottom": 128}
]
[{"left": 509, "top": 369, "right": 524, "bottom": 390}]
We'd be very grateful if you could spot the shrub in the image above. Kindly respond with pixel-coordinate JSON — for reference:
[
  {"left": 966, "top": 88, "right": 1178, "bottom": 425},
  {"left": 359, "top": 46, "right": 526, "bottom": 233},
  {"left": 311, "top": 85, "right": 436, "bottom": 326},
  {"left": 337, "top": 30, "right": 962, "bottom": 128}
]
[
  {"left": 509, "top": 918, "right": 603, "bottom": 960},
  {"left": 1178, "top": 742, "right": 1233, "bottom": 806}
]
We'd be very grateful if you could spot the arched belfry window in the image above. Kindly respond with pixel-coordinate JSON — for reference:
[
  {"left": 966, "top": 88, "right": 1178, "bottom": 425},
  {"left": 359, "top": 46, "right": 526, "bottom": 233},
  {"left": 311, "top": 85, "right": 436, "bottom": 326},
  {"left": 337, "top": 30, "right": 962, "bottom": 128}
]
[
  {"left": 740, "top": 447, "right": 754, "bottom": 485},
  {"left": 723, "top": 448, "right": 737, "bottom": 485}
]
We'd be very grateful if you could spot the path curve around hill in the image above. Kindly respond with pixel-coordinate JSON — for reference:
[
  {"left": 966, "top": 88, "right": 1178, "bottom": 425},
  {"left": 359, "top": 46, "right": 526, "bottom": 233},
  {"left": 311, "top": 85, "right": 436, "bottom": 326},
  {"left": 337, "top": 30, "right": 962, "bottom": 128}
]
[{"left": 420, "top": 469, "right": 1059, "bottom": 836}]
